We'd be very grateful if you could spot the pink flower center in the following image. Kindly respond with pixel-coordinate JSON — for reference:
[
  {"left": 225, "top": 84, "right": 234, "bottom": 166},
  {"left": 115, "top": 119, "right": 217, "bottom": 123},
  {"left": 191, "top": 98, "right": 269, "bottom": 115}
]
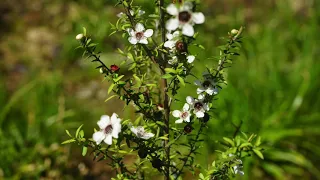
[
  {"left": 104, "top": 125, "right": 113, "bottom": 134},
  {"left": 181, "top": 111, "right": 189, "bottom": 119},
  {"left": 178, "top": 11, "right": 191, "bottom": 23},
  {"left": 135, "top": 32, "right": 144, "bottom": 40}
]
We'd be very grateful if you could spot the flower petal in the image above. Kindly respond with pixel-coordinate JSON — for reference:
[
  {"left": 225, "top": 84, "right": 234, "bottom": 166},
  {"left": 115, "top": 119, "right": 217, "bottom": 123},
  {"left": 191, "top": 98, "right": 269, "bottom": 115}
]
[
  {"left": 172, "top": 110, "right": 181, "bottom": 118},
  {"left": 181, "top": 2, "right": 193, "bottom": 11},
  {"left": 104, "top": 135, "right": 113, "bottom": 145},
  {"left": 135, "top": 23, "right": 145, "bottom": 32},
  {"left": 166, "top": 18, "right": 179, "bottom": 31},
  {"left": 92, "top": 131, "right": 106, "bottom": 145},
  {"left": 183, "top": 103, "right": 189, "bottom": 111},
  {"left": 112, "top": 124, "right": 121, "bottom": 138},
  {"left": 195, "top": 111, "right": 204, "bottom": 118},
  {"left": 182, "top": 23, "right": 194, "bottom": 37},
  {"left": 184, "top": 114, "right": 191, "bottom": 122},
  {"left": 130, "top": 127, "right": 138, "bottom": 135},
  {"left": 187, "top": 55, "right": 195, "bottom": 63},
  {"left": 110, "top": 113, "right": 120, "bottom": 125},
  {"left": 142, "top": 132, "right": 155, "bottom": 140},
  {"left": 197, "top": 88, "right": 205, "bottom": 94},
  {"left": 138, "top": 38, "right": 148, "bottom": 44},
  {"left": 127, "top": 28, "right": 135, "bottom": 37},
  {"left": 128, "top": 36, "right": 138, "bottom": 44},
  {"left": 192, "top": 12, "right": 205, "bottom": 24},
  {"left": 144, "top": 29, "right": 154, "bottom": 37},
  {"left": 175, "top": 119, "right": 183, "bottom": 124},
  {"left": 164, "top": 40, "right": 176, "bottom": 49},
  {"left": 186, "top": 96, "right": 194, "bottom": 105},
  {"left": 166, "top": 4, "right": 179, "bottom": 15},
  {"left": 172, "top": 31, "right": 180, "bottom": 38},
  {"left": 97, "top": 115, "right": 110, "bottom": 129},
  {"left": 206, "top": 88, "right": 214, "bottom": 95}
]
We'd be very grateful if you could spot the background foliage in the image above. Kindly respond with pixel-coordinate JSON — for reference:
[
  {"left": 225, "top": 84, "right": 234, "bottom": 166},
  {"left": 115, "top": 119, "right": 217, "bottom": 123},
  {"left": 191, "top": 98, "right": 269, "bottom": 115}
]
[{"left": 0, "top": 0, "right": 319, "bottom": 179}]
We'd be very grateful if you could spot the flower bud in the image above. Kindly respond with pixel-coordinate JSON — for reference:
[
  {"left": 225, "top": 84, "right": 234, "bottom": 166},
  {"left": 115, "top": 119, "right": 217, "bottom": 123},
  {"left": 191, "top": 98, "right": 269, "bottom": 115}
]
[
  {"left": 76, "top": 33, "right": 84, "bottom": 40},
  {"left": 152, "top": 158, "right": 163, "bottom": 169},
  {"left": 175, "top": 41, "right": 187, "bottom": 52},
  {"left": 184, "top": 124, "right": 192, "bottom": 133},
  {"left": 202, "top": 113, "right": 210, "bottom": 123},
  {"left": 138, "top": 148, "right": 148, "bottom": 158},
  {"left": 99, "top": 68, "right": 104, "bottom": 74},
  {"left": 110, "top": 64, "right": 120, "bottom": 72},
  {"left": 231, "top": 29, "right": 239, "bottom": 35}
]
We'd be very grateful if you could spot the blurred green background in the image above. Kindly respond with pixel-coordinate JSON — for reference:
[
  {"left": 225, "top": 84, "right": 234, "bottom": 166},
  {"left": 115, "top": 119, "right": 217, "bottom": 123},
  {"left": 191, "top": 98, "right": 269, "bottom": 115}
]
[{"left": 1, "top": 0, "right": 320, "bottom": 179}]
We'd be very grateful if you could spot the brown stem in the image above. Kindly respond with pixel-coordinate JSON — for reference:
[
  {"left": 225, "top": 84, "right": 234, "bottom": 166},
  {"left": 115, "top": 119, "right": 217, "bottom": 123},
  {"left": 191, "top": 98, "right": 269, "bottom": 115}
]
[{"left": 159, "top": 0, "right": 170, "bottom": 179}]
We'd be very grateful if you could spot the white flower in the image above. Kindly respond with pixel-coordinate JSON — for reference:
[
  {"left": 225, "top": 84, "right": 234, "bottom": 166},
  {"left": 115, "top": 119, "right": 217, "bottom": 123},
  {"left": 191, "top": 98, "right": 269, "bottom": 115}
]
[
  {"left": 92, "top": 113, "right": 121, "bottom": 145},
  {"left": 194, "top": 76, "right": 217, "bottom": 95},
  {"left": 168, "top": 56, "right": 178, "bottom": 65},
  {"left": 130, "top": 126, "right": 154, "bottom": 140},
  {"left": 164, "top": 31, "right": 180, "bottom": 49},
  {"left": 229, "top": 154, "right": 244, "bottom": 176},
  {"left": 186, "top": 96, "right": 209, "bottom": 118},
  {"left": 76, "top": 33, "right": 84, "bottom": 40},
  {"left": 166, "top": 2, "right": 205, "bottom": 37},
  {"left": 172, "top": 103, "right": 191, "bottom": 123},
  {"left": 127, "top": 23, "right": 153, "bottom": 45},
  {"left": 187, "top": 55, "right": 195, "bottom": 63}
]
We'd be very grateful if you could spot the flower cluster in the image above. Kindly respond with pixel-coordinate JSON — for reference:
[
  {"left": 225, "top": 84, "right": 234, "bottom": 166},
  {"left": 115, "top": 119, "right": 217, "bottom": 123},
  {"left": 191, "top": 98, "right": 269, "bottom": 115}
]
[
  {"left": 92, "top": 113, "right": 155, "bottom": 145},
  {"left": 173, "top": 72, "right": 218, "bottom": 123}
]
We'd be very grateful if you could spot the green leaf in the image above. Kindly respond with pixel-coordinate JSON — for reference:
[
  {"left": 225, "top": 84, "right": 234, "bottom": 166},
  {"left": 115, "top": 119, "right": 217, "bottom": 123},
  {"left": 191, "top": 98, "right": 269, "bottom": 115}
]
[
  {"left": 177, "top": 75, "right": 185, "bottom": 86},
  {"left": 105, "top": 95, "right": 117, "bottom": 102},
  {"left": 65, "top": 130, "right": 72, "bottom": 137},
  {"left": 83, "top": 27, "right": 87, "bottom": 36},
  {"left": 239, "top": 142, "right": 252, "bottom": 149},
  {"left": 61, "top": 139, "right": 76, "bottom": 144},
  {"left": 223, "top": 137, "right": 235, "bottom": 146},
  {"left": 253, "top": 149, "right": 264, "bottom": 159},
  {"left": 108, "top": 83, "right": 116, "bottom": 94},
  {"left": 255, "top": 136, "right": 261, "bottom": 146},
  {"left": 161, "top": 74, "right": 173, "bottom": 79},
  {"left": 114, "top": 75, "right": 124, "bottom": 82},
  {"left": 75, "top": 124, "right": 83, "bottom": 138},
  {"left": 165, "top": 68, "right": 176, "bottom": 74},
  {"left": 199, "top": 173, "right": 204, "bottom": 179},
  {"left": 79, "top": 130, "right": 84, "bottom": 138},
  {"left": 82, "top": 146, "right": 88, "bottom": 156}
]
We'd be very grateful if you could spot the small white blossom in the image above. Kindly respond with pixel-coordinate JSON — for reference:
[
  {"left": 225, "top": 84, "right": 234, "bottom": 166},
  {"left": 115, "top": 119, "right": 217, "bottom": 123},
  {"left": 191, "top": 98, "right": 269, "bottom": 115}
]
[
  {"left": 186, "top": 96, "right": 209, "bottom": 118},
  {"left": 164, "top": 31, "right": 180, "bottom": 50},
  {"left": 131, "top": 126, "right": 154, "bottom": 140},
  {"left": 194, "top": 76, "right": 217, "bottom": 95},
  {"left": 166, "top": 2, "right": 205, "bottom": 37},
  {"left": 92, "top": 113, "right": 122, "bottom": 145},
  {"left": 168, "top": 56, "right": 178, "bottom": 65},
  {"left": 172, "top": 103, "right": 191, "bottom": 123},
  {"left": 187, "top": 55, "right": 195, "bottom": 63},
  {"left": 229, "top": 154, "right": 244, "bottom": 176},
  {"left": 127, "top": 23, "right": 153, "bottom": 45},
  {"left": 76, "top": 33, "right": 84, "bottom": 40}
]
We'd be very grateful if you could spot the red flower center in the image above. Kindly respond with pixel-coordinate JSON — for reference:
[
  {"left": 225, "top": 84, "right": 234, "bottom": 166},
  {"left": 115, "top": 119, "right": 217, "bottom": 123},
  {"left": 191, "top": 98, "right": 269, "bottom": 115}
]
[
  {"left": 175, "top": 41, "right": 186, "bottom": 52},
  {"left": 104, "top": 125, "right": 113, "bottom": 134},
  {"left": 178, "top": 11, "right": 191, "bottom": 23},
  {"left": 194, "top": 102, "right": 203, "bottom": 110},
  {"left": 135, "top": 32, "right": 144, "bottom": 40},
  {"left": 181, "top": 112, "right": 189, "bottom": 119}
]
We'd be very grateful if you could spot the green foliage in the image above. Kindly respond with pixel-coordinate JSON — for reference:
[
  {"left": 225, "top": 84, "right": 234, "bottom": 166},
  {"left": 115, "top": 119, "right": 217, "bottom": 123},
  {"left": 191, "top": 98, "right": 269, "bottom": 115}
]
[{"left": 1, "top": 0, "right": 320, "bottom": 179}]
